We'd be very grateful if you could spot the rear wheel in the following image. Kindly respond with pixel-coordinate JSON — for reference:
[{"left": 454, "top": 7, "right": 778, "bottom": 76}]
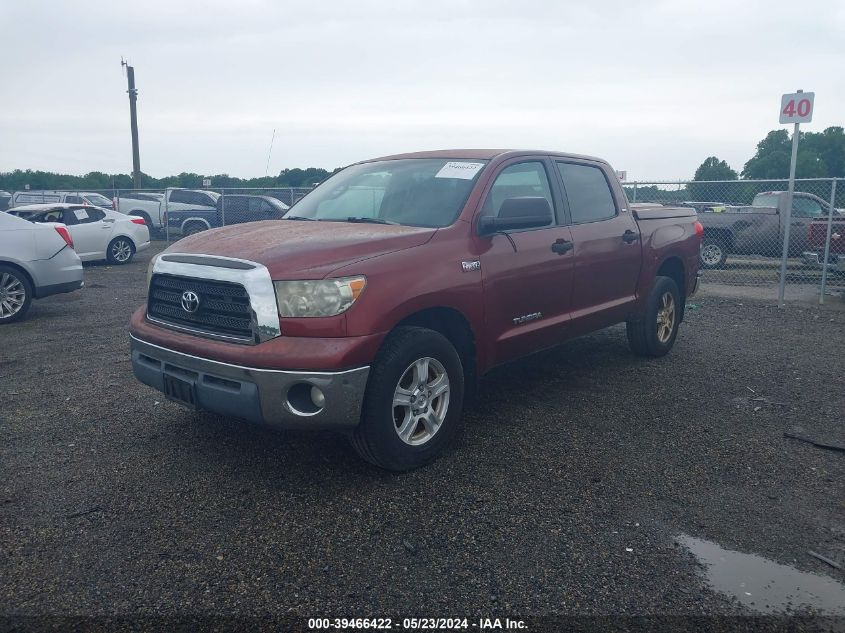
[
  {"left": 107, "top": 237, "right": 135, "bottom": 264},
  {"left": 699, "top": 236, "right": 728, "bottom": 269},
  {"left": 0, "top": 265, "right": 33, "bottom": 324},
  {"left": 627, "top": 276, "right": 681, "bottom": 357},
  {"left": 350, "top": 326, "right": 464, "bottom": 471}
]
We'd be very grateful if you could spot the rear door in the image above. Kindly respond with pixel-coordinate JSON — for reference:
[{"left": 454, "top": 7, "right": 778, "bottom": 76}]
[
  {"left": 555, "top": 160, "right": 641, "bottom": 330},
  {"left": 64, "top": 207, "right": 110, "bottom": 259},
  {"left": 477, "top": 158, "right": 575, "bottom": 366}
]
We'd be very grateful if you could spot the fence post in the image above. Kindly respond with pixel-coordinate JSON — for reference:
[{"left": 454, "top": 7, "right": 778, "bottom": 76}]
[
  {"left": 633, "top": 183, "right": 638, "bottom": 202},
  {"left": 220, "top": 188, "right": 226, "bottom": 227},
  {"left": 164, "top": 187, "right": 170, "bottom": 242},
  {"left": 818, "top": 178, "right": 838, "bottom": 305}
]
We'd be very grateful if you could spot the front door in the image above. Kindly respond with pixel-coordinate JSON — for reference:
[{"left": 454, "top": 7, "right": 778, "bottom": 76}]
[{"left": 477, "top": 159, "right": 575, "bottom": 367}]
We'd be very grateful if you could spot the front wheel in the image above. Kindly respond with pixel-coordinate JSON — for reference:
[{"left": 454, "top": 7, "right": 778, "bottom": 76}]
[
  {"left": 627, "top": 276, "right": 681, "bottom": 357},
  {"left": 107, "top": 237, "right": 135, "bottom": 264},
  {"left": 350, "top": 326, "right": 464, "bottom": 471},
  {"left": 0, "top": 265, "right": 33, "bottom": 324}
]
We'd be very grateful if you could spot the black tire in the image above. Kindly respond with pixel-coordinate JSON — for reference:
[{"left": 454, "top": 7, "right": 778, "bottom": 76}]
[
  {"left": 0, "top": 265, "right": 33, "bottom": 324},
  {"left": 699, "top": 236, "right": 728, "bottom": 269},
  {"left": 626, "top": 276, "right": 681, "bottom": 357},
  {"left": 106, "top": 237, "right": 135, "bottom": 264},
  {"left": 350, "top": 326, "right": 465, "bottom": 471}
]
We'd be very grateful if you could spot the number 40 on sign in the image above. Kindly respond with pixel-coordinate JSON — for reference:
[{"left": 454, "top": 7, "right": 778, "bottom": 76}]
[{"left": 780, "top": 92, "right": 814, "bottom": 124}]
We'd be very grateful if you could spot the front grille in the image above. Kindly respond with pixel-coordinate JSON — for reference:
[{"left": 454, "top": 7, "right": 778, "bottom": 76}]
[{"left": 148, "top": 274, "right": 253, "bottom": 341}]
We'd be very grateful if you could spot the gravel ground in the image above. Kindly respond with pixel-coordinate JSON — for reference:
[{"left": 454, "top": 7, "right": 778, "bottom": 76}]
[{"left": 1, "top": 242, "right": 843, "bottom": 630}]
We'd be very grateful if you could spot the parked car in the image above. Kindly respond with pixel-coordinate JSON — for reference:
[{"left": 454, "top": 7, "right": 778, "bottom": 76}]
[
  {"left": 803, "top": 212, "right": 845, "bottom": 273},
  {"left": 697, "top": 191, "right": 835, "bottom": 269},
  {"left": 113, "top": 188, "right": 219, "bottom": 230},
  {"left": 128, "top": 149, "right": 702, "bottom": 471},
  {"left": 0, "top": 211, "right": 83, "bottom": 323},
  {"left": 9, "top": 190, "right": 114, "bottom": 210},
  {"left": 165, "top": 194, "right": 289, "bottom": 236},
  {"left": 0, "top": 191, "right": 11, "bottom": 211},
  {"left": 9, "top": 204, "right": 150, "bottom": 264}
]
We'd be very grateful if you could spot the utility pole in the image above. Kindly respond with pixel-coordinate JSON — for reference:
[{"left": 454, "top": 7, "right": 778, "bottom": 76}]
[{"left": 122, "top": 58, "right": 142, "bottom": 190}]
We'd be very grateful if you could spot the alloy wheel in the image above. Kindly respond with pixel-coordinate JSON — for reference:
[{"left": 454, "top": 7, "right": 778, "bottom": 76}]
[
  {"left": 656, "top": 292, "right": 676, "bottom": 344},
  {"left": 112, "top": 239, "right": 132, "bottom": 263},
  {"left": 0, "top": 272, "right": 27, "bottom": 319},
  {"left": 392, "top": 357, "right": 450, "bottom": 446}
]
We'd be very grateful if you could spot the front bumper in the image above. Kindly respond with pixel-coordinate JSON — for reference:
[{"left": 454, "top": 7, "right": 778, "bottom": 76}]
[
  {"left": 802, "top": 251, "right": 845, "bottom": 272},
  {"left": 130, "top": 335, "right": 370, "bottom": 431}
]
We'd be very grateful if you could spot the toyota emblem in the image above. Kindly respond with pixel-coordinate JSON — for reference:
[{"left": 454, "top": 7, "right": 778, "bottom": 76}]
[{"left": 181, "top": 290, "right": 200, "bottom": 313}]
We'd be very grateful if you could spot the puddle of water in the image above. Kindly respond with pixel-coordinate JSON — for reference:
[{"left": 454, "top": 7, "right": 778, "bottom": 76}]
[{"left": 677, "top": 534, "right": 845, "bottom": 615}]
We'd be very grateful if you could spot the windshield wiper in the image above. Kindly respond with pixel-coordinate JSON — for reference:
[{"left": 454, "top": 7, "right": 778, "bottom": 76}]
[
  {"left": 283, "top": 215, "right": 315, "bottom": 221},
  {"left": 343, "top": 216, "right": 397, "bottom": 225}
]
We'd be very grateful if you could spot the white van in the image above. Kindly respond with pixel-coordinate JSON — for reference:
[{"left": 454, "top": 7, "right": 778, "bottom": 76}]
[{"left": 10, "top": 190, "right": 114, "bottom": 210}]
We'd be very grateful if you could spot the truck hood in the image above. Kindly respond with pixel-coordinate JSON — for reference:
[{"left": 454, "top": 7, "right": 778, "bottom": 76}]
[{"left": 164, "top": 220, "right": 438, "bottom": 278}]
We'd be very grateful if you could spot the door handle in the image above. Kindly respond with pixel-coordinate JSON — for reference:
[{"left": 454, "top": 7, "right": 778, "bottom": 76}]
[
  {"left": 551, "top": 239, "right": 574, "bottom": 254},
  {"left": 622, "top": 230, "right": 639, "bottom": 243}
]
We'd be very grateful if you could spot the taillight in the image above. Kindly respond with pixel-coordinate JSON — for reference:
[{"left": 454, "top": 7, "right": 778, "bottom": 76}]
[
  {"left": 694, "top": 221, "right": 704, "bottom": 238},
  {"left": 131, "top": 217, "right": 146, "bottom": 225},
  {"left": 55, "top": 226, "right": 74, "bottom": 249}
]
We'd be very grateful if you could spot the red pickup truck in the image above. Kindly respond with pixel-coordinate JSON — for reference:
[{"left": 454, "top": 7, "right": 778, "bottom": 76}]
[{"left": 129, "top": 150, "right": 702, "bottom": 470}]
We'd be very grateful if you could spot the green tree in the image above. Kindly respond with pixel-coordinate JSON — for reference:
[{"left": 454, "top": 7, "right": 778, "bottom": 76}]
[
  {"left": 688, "top": 157, "right": 737, "bottom": 202},
  {"left": 742, "top": 127, "right": 845, "bottom": 179}
]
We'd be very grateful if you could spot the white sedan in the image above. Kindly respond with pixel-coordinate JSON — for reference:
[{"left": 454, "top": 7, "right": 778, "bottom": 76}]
[{"left": 8, "top": 204, "right": 150, "bottom": 264}]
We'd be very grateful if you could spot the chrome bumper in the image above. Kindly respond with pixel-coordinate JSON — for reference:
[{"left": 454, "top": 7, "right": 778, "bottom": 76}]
[
  {"left": 802, "top": 251, "right": 845, "bottom": 272},
  {"left": 130, "top": 335, "right": 369, "bottom": 431}
]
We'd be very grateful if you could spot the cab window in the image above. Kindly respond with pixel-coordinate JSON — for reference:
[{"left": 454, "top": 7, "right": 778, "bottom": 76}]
[
  {"left": 557, "top": 162, "right": 617, "bottom": 224},
  {"left": 481, "top": 161, "right": 554, "bottom": 224},
  {"left": 792, "top": 196, "right": 823, "bottom": 218}
]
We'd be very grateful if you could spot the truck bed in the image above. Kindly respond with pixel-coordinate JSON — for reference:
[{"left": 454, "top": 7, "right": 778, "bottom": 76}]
[{"left": 632, "top": 205, "right": 697, "bottom": 221}]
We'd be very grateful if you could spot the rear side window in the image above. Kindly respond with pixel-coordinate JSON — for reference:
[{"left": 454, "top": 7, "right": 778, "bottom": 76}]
[{"left": 557, "top": 162, "right": 617, "bottom": 223}]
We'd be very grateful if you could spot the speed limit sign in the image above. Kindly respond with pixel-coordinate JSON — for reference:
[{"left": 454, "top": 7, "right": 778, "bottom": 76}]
[{"left": 780, "top": 92, "right": 814, "bottom": 124}]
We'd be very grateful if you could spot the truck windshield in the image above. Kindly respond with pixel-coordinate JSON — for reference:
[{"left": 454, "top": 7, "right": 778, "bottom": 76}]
[{"left": 289, "top": 158, "right": 489, "bottom": 228}]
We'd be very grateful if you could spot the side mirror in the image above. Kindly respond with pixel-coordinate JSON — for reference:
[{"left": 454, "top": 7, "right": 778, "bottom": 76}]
[{"left": 478, "top": 197, "right": 553, "bottom": 235}]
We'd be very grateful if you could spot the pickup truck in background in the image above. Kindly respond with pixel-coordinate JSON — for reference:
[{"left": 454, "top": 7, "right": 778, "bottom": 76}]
[
  {"left": 113, "top": 189, "right": 220, "bottom": 230},
  {"left": 164, "top": 194, "right": 290, "bottom": 236},
  {"left": 129, "top": 149, "right": 702, "bottom": 471},
  {"left": 804, "top": 213, "right": 845, "bottom": 273},
  {"left": 697, "top": 190, "right": 838, "bottom": 269}
]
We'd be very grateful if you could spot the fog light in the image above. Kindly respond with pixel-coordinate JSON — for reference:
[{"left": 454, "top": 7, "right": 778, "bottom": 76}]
[{"left": 310, "top": 386, "right": 326, "bottom": 409}]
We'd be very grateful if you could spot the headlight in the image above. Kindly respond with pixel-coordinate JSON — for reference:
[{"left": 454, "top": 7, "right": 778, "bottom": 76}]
[
  {"left": 146, "top": 253, "right": 160, "bottom": 287},
  {"left": 273, "top": 276, "right": 366, "bottom": 318}
]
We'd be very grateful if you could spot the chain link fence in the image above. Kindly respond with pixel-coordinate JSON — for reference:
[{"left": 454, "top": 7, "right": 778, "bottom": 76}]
[
  {"left": 624, "top": 178, "right": 844, "bottom": 303},
  {"left": 4, "top": 179, "right": 843, "bottom": 304}
]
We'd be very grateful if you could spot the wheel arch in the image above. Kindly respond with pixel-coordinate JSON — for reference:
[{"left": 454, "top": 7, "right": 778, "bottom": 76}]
[
  {"left": 181, "top": 217, "right": 211, "bottom": 233},
  {"left": 391, "top": 306, "right": 479, "bottom": 398},
  {"left": 656, "top": 256, "right": 686, "bottom": 322},
  {"left": 0, "top": 260, "right": 36, "bottom": 292},
  {"left": 703, "top": 227, "right": 734, "bottom": 249}
]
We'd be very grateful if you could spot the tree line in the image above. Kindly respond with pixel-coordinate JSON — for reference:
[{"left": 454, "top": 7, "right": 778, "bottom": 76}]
[
  {"left": 0, "top": 167, "right": 339, "bottom": 193},
  {"left": 625, "top": 126, "right": 845, "bottom": 206}
]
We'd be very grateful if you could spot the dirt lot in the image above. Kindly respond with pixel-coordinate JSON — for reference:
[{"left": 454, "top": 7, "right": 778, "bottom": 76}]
[{"left": 1, "top": 242, "right": 843, "bottom": 628}]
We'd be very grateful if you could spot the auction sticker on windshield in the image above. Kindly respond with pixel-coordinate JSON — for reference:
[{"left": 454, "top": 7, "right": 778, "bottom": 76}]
[{"left": 435, "top": 162, "right": 484, "bottom": 179}]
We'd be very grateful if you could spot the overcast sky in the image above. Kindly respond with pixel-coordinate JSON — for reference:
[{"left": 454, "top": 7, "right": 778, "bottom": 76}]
[{"left": 1, "top": 0, "right": 843, "bottom": 180}]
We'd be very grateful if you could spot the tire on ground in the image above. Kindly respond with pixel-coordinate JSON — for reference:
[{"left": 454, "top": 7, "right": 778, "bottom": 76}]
[
  {"left": 699, "top": 236, "right": 728, "bottom": 269},
  {"left": 0, "top": 264, "right": 33, "bottom": 324},
  {"left": 350, "top": 326, "right": 464, "bottom": 471},
  {"left": 626, "top": 275, "right": 681, "bottom": 358},
  {"left": 106, "top": 237, "right": 136, "bottom": 264}
]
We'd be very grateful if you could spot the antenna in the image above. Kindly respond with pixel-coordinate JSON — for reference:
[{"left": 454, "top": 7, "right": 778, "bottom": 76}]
[{"left": 265, "top": 128, "right": 276, "bottom": 178}]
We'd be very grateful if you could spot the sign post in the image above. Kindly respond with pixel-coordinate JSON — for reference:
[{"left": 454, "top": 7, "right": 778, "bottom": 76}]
[{"left": 777, "top": 90, "right": 814, "bottom": 307}]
